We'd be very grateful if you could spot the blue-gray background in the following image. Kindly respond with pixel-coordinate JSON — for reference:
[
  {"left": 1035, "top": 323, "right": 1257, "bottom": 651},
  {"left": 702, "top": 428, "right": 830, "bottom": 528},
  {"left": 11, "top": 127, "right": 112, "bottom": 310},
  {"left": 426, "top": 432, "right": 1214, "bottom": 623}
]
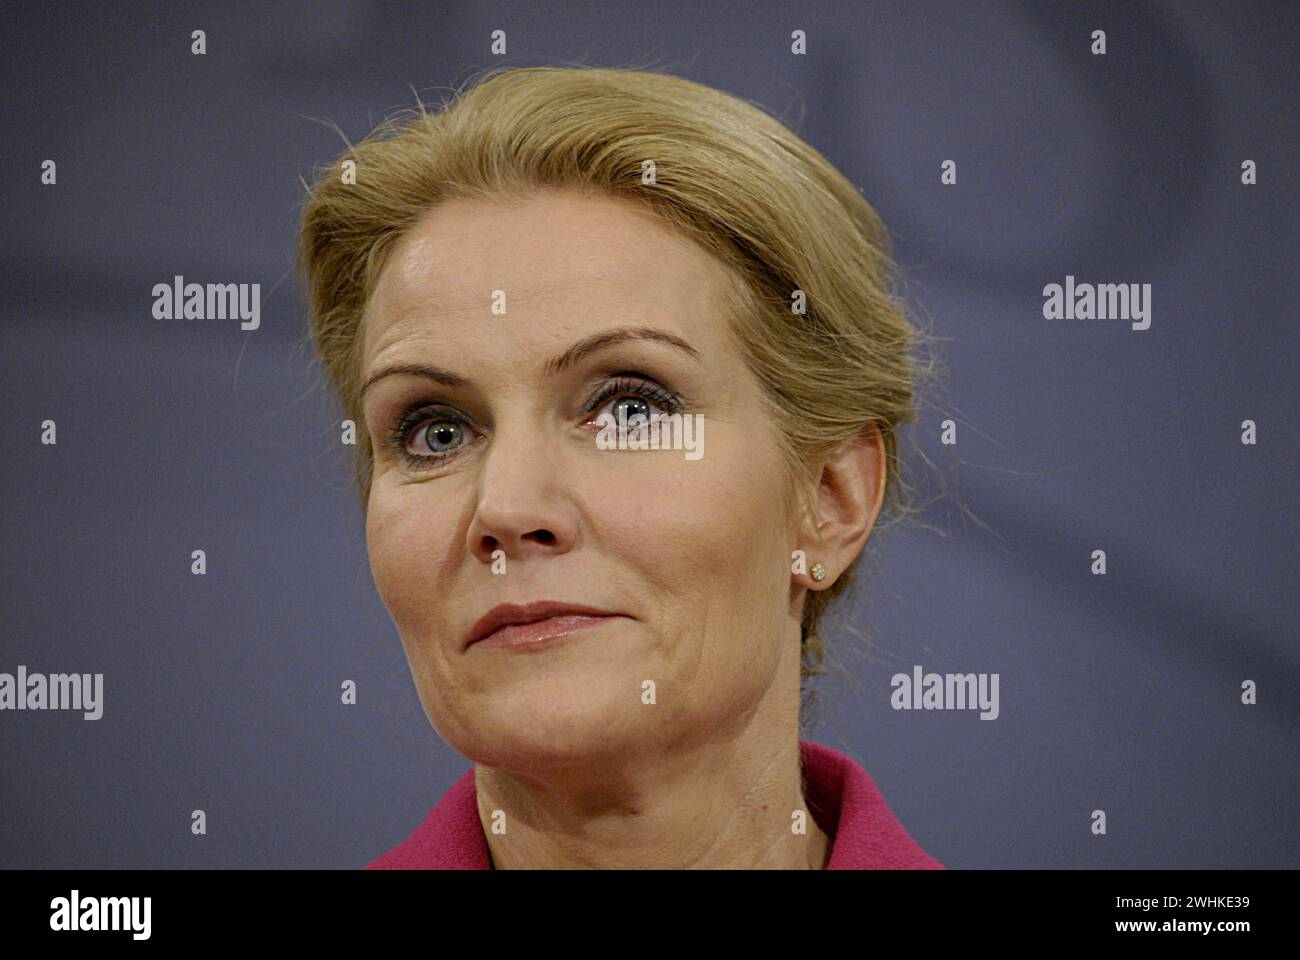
[{"left": 1, "top": 0, "right": 1295, "bottom": 869}]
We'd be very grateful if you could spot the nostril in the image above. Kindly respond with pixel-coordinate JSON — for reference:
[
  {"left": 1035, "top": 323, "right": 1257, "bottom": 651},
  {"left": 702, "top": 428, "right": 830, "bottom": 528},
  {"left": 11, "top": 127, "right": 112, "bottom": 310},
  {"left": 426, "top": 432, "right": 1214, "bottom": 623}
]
[{"left": 526, "top": 529, "right": 557, "bottom": 546}]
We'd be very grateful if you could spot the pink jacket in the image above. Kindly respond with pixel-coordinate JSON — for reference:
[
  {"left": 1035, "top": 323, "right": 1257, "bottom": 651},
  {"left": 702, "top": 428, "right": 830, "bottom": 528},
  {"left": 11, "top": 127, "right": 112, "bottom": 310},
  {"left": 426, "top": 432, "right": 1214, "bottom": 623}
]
[{"left": 365, "top": 738, "right": 944, "bottom": 869}]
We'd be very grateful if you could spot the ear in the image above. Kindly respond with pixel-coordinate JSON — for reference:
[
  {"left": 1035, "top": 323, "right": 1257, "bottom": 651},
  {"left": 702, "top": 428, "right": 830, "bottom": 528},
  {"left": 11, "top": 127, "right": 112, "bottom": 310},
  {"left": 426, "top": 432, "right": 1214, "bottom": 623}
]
[{"left": 793, "top": 423, "right": 886, "bottom": 589}]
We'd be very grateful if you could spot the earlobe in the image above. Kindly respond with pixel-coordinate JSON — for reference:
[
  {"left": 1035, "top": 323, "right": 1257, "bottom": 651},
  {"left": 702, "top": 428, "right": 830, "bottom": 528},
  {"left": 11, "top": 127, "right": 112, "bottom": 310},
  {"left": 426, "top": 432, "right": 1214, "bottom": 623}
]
[{"left": 792, "top": 556, "right": 831, "bottom": 590}]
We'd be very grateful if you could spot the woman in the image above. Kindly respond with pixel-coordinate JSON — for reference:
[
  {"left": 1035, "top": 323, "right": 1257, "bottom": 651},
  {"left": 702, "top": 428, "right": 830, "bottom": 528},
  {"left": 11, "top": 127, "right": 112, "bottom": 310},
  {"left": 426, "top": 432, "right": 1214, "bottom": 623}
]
[{"left": 298, "top": 65, "right": 942, "bottom": 869}]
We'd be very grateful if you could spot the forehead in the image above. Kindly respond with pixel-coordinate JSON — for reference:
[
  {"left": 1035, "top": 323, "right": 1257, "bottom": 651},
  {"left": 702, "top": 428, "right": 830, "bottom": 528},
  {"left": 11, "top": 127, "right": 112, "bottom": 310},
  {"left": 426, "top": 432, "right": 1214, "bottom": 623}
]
[{"left": 362, "top": 188, "right": 741, "bottom": 362}]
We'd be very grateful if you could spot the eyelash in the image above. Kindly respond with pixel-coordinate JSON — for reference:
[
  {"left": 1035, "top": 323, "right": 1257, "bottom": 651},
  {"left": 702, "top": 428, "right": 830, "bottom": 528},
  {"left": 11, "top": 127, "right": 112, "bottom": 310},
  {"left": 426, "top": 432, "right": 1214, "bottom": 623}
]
[{"left": 384, "top": 375, "right": 683, "bottom": 472}]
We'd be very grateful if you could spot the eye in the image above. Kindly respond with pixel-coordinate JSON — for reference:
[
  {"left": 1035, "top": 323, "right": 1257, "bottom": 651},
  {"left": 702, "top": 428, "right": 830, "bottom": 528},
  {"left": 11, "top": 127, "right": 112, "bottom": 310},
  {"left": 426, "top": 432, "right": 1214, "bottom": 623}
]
[
  {"left": 386, "top": 405, "right": 480, "bottom": 470},
  {"left": 583, "top": 375, "right": 682, "bottom": 426},
  {"left": 610, "top": 395, "right": 652, "bottom": 424},
  {"left": 416, "top": 419, "right": 470, "bottom": 454}
]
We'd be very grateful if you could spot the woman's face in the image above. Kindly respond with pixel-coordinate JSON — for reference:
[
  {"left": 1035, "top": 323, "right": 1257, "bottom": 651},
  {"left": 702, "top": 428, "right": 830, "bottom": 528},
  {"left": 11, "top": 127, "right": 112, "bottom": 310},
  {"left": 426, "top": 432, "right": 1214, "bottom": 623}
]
[{"left": 360, "top": 188, "right": 804, "bottom": 772}]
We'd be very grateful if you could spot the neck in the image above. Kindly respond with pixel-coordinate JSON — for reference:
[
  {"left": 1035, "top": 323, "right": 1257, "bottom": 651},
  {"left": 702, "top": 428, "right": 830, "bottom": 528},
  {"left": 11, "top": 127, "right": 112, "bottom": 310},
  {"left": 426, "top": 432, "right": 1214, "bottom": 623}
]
[{"left": 473, "top": 635, "right": 830, "bottom": 869}]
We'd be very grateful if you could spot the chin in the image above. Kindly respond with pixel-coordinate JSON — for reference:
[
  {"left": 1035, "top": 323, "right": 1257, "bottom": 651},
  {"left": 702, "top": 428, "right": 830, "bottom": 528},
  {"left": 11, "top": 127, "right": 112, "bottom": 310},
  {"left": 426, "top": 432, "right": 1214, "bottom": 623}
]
[{"left": 443, "top": 681, "right": 653, "bottom": 771}]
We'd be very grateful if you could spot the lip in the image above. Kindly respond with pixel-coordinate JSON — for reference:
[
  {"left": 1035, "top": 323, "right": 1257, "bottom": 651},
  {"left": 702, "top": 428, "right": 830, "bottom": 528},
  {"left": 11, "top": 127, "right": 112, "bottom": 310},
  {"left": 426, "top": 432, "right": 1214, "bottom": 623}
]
[{"left": 464, "top": 601, "right": 630, "bottom": 651}]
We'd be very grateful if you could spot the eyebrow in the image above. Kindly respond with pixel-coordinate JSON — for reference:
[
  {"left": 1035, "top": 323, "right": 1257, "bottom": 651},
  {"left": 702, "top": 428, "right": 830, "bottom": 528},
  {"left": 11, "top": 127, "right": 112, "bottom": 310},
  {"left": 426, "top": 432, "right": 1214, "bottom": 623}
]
[{"left": 360, "top": 325, "right": 700, "bottom": 397}]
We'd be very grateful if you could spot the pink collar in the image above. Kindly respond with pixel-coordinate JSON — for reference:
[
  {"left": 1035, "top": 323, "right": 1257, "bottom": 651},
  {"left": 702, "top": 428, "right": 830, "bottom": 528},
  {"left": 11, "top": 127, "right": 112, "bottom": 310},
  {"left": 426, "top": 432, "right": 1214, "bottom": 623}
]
[{"left": 365, "top": 739, "right": 943, "bottom": 869}]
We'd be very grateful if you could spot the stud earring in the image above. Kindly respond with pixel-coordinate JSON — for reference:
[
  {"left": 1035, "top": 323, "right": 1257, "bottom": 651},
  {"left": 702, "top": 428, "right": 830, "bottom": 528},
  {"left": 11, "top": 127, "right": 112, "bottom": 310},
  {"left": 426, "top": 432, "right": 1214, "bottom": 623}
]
[{"left": 810, "top": 562, "right": 827, "bottom": 582}]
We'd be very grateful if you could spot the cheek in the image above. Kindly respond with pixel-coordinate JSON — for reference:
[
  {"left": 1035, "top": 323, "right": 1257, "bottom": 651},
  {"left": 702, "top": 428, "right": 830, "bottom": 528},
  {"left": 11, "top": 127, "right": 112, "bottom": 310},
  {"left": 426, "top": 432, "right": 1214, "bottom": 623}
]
[
  {"left": 581, "top": 423, "right": 791, "bottom": 626},
  {"left": 365, "top": 479, "right": 463, "bottom": 630}
]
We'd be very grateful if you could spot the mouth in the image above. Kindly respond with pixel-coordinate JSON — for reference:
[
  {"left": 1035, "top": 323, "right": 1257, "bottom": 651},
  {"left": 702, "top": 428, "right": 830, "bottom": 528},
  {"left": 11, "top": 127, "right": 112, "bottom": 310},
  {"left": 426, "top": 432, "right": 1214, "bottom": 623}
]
[{"left": 464, "top": 601, "right": 630, "bottom": 652}]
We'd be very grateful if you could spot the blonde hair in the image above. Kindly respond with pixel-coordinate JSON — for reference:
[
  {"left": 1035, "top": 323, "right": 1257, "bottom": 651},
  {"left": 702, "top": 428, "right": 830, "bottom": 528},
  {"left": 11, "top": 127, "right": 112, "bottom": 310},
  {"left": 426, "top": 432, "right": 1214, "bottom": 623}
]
[{"left": 297, "top": 65, "right": 938, "bottom": 725}]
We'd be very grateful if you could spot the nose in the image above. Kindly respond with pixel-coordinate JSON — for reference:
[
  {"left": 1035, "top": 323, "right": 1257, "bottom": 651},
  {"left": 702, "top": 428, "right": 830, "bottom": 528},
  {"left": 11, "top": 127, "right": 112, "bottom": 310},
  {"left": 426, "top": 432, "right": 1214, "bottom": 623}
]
[{"left": 465, "top": 424, "right": 579, "bottom": 565}]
